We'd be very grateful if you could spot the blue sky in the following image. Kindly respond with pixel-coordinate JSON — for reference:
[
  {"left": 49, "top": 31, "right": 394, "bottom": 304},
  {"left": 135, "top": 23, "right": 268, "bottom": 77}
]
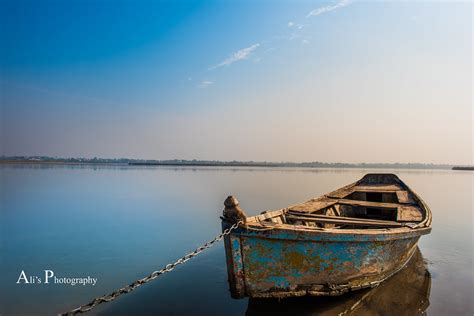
[{"left": 1, "top": 0, "right": 472, "bottom": 163}]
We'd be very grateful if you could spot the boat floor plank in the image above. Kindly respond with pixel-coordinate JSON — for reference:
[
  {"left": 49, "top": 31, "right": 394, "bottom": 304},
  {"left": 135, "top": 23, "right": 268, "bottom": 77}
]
[
  {"left": 289, "top": 199, "right": 337, "bottom": 212},
  {"left": 287, "top": 211, "right": 404, "bottom": 225},
  {"left": 396, "top": 191, "right": 415, "bottom": 204},
  {"left": 337, "top": 199, "right": 403, "bottom": 209},
  {"left": 286, "top": 215, "right": 404, "bottom": 228},
  {"left": 326, "top": 184, "right": 403, "bottom": 199}
]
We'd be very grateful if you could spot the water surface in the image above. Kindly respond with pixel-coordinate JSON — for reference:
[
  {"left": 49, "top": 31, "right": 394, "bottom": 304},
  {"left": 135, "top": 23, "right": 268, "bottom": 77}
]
[{"left": 1, "top": 165, "right": 472, "bottom": 315}]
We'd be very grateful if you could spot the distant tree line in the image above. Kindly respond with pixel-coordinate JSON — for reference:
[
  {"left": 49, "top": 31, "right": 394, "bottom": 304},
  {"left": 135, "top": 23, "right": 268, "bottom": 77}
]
[{"left": 0, "top": 156, "right": 458, "bottom": 169}]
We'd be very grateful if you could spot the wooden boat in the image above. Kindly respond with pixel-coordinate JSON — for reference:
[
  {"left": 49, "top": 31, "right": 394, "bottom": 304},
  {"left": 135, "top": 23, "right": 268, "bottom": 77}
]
[{"left": 221, "top": 173, "right": 432, "bottom": 299}]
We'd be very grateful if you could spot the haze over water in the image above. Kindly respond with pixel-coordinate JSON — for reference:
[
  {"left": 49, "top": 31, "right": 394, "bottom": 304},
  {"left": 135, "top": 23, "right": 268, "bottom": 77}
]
[{"left": 1, "top": 164, "right": 472, "bottom": 315}]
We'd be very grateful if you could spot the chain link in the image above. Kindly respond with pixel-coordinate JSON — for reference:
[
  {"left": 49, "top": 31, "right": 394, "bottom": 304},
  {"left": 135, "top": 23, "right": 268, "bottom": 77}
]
[{"left": 59, "top": 221, "right": 242, "bottom": 315}]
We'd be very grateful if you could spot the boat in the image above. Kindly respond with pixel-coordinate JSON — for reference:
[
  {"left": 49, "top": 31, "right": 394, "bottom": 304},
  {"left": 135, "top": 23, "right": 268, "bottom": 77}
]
[{"left": 221, "top": 173, "right": 432, "bottom": 299}]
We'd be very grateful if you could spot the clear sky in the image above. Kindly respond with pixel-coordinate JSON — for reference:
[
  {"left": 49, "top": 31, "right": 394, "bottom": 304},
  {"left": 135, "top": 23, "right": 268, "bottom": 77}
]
[{"left": 1, "top": 0, "right": 472, "bottom": 164}]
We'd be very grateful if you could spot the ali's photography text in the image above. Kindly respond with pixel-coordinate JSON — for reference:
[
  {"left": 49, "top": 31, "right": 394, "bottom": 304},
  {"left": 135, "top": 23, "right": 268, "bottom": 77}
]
[{"left": 16, "top": 270, "right": 97, "bottom": 286}]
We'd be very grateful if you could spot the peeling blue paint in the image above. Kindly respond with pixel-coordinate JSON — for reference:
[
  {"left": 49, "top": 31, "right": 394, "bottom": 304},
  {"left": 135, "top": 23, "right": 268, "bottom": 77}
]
[{"left": 223, "top": 222, "right": 430, "bottom": 298}]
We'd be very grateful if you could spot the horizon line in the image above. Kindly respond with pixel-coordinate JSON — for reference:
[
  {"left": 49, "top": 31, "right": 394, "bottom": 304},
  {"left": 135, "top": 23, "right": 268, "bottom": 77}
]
[{"left": 0, "top": 155, "right": 470, "bottom": 167}]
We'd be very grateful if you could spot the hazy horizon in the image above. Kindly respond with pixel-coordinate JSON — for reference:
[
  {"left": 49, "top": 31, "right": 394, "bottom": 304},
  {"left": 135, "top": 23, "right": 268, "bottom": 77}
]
[
  {"left": 0, "top": 155, "right": 464, "bottom": 166},
  {"left": 1, "top": 1, "right": 472, "bottom": 165}
]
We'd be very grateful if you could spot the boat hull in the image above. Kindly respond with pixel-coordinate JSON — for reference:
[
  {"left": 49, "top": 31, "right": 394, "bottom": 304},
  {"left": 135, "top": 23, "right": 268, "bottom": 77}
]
[
  {"left": 245, "top": 247, "right": 431, "bottom": 315},
  {"left": 223, "top": 223, "right": 431, "bottom": 298}
]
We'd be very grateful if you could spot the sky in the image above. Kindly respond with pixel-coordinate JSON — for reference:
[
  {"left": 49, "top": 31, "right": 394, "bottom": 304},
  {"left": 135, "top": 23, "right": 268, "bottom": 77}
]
[{"left": 0, "top": 0, "right": 472, "bottom": 164}]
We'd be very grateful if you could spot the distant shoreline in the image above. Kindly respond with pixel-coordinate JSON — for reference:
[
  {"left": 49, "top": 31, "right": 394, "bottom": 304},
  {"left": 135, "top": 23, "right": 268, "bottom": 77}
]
[
  {"left": 0, "top": 158, "right": 463, "bottom": 170},
  {"left": 0, "top": 160, "right": 128, "bottom": 166},
  {"left": 128, "top": 162, "right": 282, "bottom": 167},
  {"left": 452, "top": 166, "right": 474, "bottom": 171}
]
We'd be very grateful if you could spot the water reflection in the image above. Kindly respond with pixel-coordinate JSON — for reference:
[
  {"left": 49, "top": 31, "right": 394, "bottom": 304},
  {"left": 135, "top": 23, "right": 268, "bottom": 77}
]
[{"left": 246, "top": 247, "right": 430, "bottom": 316}]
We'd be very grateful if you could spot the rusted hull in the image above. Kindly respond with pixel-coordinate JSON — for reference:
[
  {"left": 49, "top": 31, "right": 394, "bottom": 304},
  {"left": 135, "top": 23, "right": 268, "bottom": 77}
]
[
  {"left": 222, "top": 223, "right": 431, "bottom": 298},
  {"left": 245, "top": 247, "right": 431, "bottom": 315}
]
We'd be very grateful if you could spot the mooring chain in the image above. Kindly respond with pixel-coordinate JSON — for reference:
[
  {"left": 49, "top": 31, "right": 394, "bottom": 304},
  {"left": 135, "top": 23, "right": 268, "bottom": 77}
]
[{"left": 59, "top": 221, "right": 242, "bottom": 316}]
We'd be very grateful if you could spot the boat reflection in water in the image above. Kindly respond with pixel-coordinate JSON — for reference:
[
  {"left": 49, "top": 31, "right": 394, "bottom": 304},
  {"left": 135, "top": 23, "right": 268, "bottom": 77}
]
[{"left": 246, "top": 247, "right": 430, "bottom": 316}]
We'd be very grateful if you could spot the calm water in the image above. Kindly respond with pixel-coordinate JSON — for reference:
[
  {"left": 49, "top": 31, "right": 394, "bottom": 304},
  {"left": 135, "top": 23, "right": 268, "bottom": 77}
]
[{"left": 1, "top": 165, "right": 472, "bottom": 315}]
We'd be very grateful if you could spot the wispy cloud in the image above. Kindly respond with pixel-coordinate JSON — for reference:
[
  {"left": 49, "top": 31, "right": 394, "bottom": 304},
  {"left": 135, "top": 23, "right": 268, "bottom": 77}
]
[
  {"left": 306, "top": 0, "right": 352, "bottom": 18},
  {"left": 210, "top": 43, "right": 260, "bottom": 69},
  {"left": 196, "top": 2, "right": 351, "bottom": 84},
  {"left": 198, "top": 80, "right": 213, "bottom": 88},
  {"left": 288, "top": 21, "right": 305, "bottom": 29}
]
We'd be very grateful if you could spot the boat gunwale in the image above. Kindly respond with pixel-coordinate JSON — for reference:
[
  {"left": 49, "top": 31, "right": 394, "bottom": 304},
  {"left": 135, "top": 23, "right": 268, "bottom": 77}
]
[{"left": 236, "top": 221, "right": 432, "bottom": 241}]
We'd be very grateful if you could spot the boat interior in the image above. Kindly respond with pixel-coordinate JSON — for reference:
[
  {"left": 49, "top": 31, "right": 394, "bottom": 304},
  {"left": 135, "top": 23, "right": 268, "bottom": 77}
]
[{"left": 249, "top": 174, "right": 429, "bottom": 230}]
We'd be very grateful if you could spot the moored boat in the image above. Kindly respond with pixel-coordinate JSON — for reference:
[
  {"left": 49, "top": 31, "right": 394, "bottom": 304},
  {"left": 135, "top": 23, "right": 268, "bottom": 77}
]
[{"left": 221, "top": 173, "right": 432, "bottom": 298}]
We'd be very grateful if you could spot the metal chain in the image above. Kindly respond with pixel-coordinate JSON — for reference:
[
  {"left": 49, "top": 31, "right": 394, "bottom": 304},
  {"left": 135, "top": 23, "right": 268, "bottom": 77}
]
[{"left": 59, "top": 221, "right": 242, "bottom": 316}]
